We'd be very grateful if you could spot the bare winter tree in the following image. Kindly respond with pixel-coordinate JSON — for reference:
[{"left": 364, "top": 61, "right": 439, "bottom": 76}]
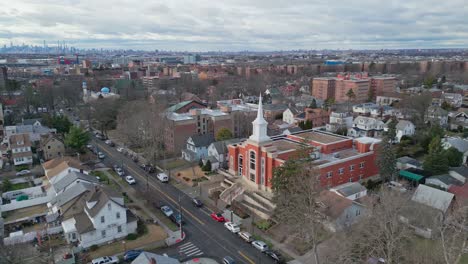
[
  {"left": 89, "top": 98, "right": 120, "bottom": 136},
  {"left": 331, "top": 189, "right": 414, "bottom": 264},
  {"left": 438, "top": 205, "right": 468, "bottom": 264},
  {"left": 116, "top": 100, "right": 167, "bottom": 165},
  {"left": 272, "top": 148, "right": 325, "bottom": 264}
]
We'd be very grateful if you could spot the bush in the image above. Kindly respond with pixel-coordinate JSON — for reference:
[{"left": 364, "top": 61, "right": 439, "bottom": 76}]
[
  {"left": 15, "top": 165, "right": 29, "bottom": 172},
  {"left": 137, "top": 220, "right": 148, "bottom": 235},
  {"left": 255, "top": 219, "right": 273, "bottom": 231},
  {"left": 126, "top": 234, "right": 138, "bottom": 240},
  {"left": 90, "top": 245, "right": 99, "bottom": 251}
]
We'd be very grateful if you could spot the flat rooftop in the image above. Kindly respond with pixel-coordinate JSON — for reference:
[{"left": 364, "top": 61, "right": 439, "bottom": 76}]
[
  {"left": 294, "top": 131, "right": 349, "bottom": 144},
  {"left": 314, "top": 148, "right": 361, "bottom": 166},
  {"left": 272, "top": 139, "right": 303, "bottom": 152}
]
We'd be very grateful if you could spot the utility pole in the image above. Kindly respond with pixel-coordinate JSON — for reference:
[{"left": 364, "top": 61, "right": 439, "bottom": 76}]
[{"left": 178, "top": 194, "right": 183, "bottom": 239}]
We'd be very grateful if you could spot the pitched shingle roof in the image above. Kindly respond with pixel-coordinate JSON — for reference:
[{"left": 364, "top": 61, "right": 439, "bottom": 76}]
[
  {"left": 189, "top": 134, "right": 215, "bottom": 147},
  {"left": 412, "top": 184, "right": 454, "bottom": 213},
  {"left": 53, "top": 171, "right": 99, "bottom": 193},
  {"left": 85, "top": 186, "right": 123, "bottom": 217}
]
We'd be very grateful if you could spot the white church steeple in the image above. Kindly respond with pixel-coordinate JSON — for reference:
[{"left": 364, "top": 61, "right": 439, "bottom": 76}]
[{"left": 249, "top": 94, "right": 271, "bottom": 143}]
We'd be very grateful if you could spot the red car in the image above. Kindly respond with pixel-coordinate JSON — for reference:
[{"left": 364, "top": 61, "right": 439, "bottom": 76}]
[{"left": 210, "top": 212, "right": 226, "bottom": 222}]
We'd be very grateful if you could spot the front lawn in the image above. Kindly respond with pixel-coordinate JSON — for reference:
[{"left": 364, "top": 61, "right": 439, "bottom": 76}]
[
  {"left": 87, "top": 224, "right": 167, "bottom": 259},
  {"left": 10, "top": 182, "right": 31, "bottom": 191},
  {"left": 159, "top": 159, "right": 190, "bottom": 170}
]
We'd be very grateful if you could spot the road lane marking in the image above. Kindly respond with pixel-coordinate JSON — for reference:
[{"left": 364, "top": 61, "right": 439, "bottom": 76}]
[
  {"left": 186, "top": 249, "right": 202, "bottom": 257},
  {"left": 238, "top": 251, "right": 256, "bottom": 264},
  {"left": 98, "top": 145, "right": 207, "bottom": 226}
]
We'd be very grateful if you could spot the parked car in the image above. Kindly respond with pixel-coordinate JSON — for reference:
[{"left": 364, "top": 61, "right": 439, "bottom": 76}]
[
  {"left": 123, "top": 250, "right": 143, "bottom": 261},
  {"left": 157, "top": 173, "right": 169, "bottom": 183},
  {"left": 116, "top": 168, "right": 125, "bottom": 177},
  {"left": 91, "top": 256, "right": 119, "bottom": 264},
  {"left": 192, "top": 198, "right": 203, "bottom": 207},
  {"left": 125, "top": 175, "right": 136, "bottom": 185},
  {"left": 16, "top": 170, "right": 31, "bottom": 176},
  {"left": 252, "top": 240, "right": 269, "bottom": 252},
  {"left": 224, "top": 222, "right": 241, "bottom": 233},
  {"left": 170, "top": 213, "right": 184, "bottom": 226},
  {"left": 161, "top": 206, "right": 174, "bottom": 217},
  {"left": 105, "top": 140, "right": 115, "bottom": 147},
  {"left": 238, "top": 231, "right": 253, "bottom": 243},
  {"left": 222, "top": 256, "right": 236, "bottom": 264},
  {"left": 86, "top": 144, "right": 94, "bottom": 150},
  {"left": 98, "top": 152, "right": 105, "bottom": 159},
  {"left": 264, "top": 250, "right": 284, "bottom": 263},
  {"left": 210, "top": 212, "right": 226, "bottom": 222}
]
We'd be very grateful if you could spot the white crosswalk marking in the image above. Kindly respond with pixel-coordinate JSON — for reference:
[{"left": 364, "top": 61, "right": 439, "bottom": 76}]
[{"left": 178, "top": 242, "right": 203, "bottom": 257}]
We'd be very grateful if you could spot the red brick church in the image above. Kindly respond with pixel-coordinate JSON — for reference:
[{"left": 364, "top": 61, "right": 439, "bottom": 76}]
[{"left": 227, "top": 96, "right": 381, "bottom": 192}]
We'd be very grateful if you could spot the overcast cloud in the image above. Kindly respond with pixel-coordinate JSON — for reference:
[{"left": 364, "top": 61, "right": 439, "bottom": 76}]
[{"left": 1, "top": 0, "right": 467, "bottom": 51}]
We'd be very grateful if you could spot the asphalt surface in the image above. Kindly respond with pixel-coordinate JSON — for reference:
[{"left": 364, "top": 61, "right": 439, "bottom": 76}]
[{"left": 92, "top": 138, "right": 275, "bottom": 264}]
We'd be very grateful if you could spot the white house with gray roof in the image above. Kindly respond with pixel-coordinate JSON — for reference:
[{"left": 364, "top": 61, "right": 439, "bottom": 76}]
[
  {"left": 182, "top": 134, "right": 215, "bottom": 162},
  {"left": 60, "top": 186, "right": 137, "bottom": 249},
  {"left": 384, "top": 120, "right": 415, "bottom": 143}
]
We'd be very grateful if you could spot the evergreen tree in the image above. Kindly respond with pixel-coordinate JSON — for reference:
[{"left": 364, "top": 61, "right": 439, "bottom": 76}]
[
  {"left": 309, "top": 99, "right": 317, "bottom": 109},
  {"left": 65, "top": 126, "right": 90, "bottom": 153},
  {"left": 202, "top": 160, "right": 212, "bottom": 171},
  {"left": 445, "top": 147, "right": 463, "bottom": 167},
  {"left": 376, "top": 137, "right": 398, "bottom": 182},
  {"left": 198, "top": 158, "right": 204, "bottom": 168},
  {"left": 423, "top": 136, "right": 449, "bottom": 174}
]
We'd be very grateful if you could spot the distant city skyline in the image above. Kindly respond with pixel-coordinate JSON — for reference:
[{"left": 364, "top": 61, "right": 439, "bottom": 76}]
[{"left": 1, "top": 0, "right": 467, "bottom": 51}]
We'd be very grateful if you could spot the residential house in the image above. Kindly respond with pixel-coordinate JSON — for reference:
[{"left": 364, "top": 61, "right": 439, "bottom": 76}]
[
  {"left": 182, "top": 134, "right": 215, "bottom": 162},
  {"left": 449, "top": 111, "right": 468, "bottom": 130},
  {"left": 302, "top": 108, "right": 330, "bottom": 128},
  {"left": 3, "top": 119, "right": 56, "bottom": 144},
  {"left": 316, "top": 190, "right": 366, "bottom": 232},
  {"left": 396, "top": 156, "right": 422, "bottom": 170},
  {"left": 442, "top": 92, "right": 463, "bottom": 108},
  {"left": 330, "top": 182, "right": 367, "bottom": 201},
  {"left": 348, "top": 116, "right": 384, "bottom": 138},
  {"left": 399, "top": 184, "right": 454, "bottom": 238},
  {"left": 59, "top": 186, "right": 138, "bottom": 249},
  {"left": 131, "top": 251, "right": 180, "bottom": 264},
  {"left": 43, "top": 157, "right": 91, "bottom": 187},
  {"left": 262, "top": 104, "right": 288, "bottom": 122},
  {"left": 384, "top": 120, "right": 415, "bottom": 143},
  {"left": 448, "top": 166, "right": 468, "bottom": 184},
  {"left": 40, "top": 134, "right": 65, "bottom": 161},
  {"left": 326, "top": 111, "right": 353, "bottom": 133},
  {"left": 369, "top": 105, "right": 394, "bottom": 117},
  {"left": 425, "top": 174, "right": 464, "bottom": 190},
  {"left": 205, "top": 138, "right": 242, "bottom": 170},
  {"left": 51, "top": 171, "right": 99, "bottom": 195},
  {"left": 442, "top": 137, "right": 468, "bottom": 164},
  {"left": 282, "top": 107, "right": 301, "bottom": 124},
  {"left": 352, "top": 103, "right": 379, "bottom": 115},
  {"left": 376, "top": 92, "right": 403, "bottom": 106},
  {"left": 9, "top": 133, "right": 33, "bottom": 166},
  {"left": 426, "top": 105, "right": 448, "bottom": 127}
]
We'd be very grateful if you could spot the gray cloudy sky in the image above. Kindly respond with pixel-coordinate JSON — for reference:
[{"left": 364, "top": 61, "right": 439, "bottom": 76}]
[{"left": 1, "top": 0, "right": 467, "bottom": 51}]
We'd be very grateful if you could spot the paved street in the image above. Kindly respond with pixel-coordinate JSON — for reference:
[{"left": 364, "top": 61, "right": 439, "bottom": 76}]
[{"left": 92, "top": 138, "right": 274, "bottom": 264}]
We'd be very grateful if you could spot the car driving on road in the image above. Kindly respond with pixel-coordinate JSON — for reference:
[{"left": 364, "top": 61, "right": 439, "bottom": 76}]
[{"left": 192, "top": 198, "right": 203, "bottom": 207}]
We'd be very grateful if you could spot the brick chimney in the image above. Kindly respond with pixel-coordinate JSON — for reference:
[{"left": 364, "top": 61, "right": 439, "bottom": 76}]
[{"left": 150, "top": 258, "right": 157, "bottom": 264}]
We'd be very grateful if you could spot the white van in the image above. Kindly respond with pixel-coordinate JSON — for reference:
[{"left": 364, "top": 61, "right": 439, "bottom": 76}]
[{"left": 157, "top": 173, "right": 169, "bottom": 183}]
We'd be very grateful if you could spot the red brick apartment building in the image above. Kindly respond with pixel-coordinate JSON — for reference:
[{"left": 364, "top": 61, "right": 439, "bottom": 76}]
[
  {"left": 228, "top": 96, "right": 380, "bottom": 191},
  {"left": 164, "top": 100, "right": 257, "bottom": 154},
  {"left": 312, "top": 73, "right": 397, "bottom": 103}
]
